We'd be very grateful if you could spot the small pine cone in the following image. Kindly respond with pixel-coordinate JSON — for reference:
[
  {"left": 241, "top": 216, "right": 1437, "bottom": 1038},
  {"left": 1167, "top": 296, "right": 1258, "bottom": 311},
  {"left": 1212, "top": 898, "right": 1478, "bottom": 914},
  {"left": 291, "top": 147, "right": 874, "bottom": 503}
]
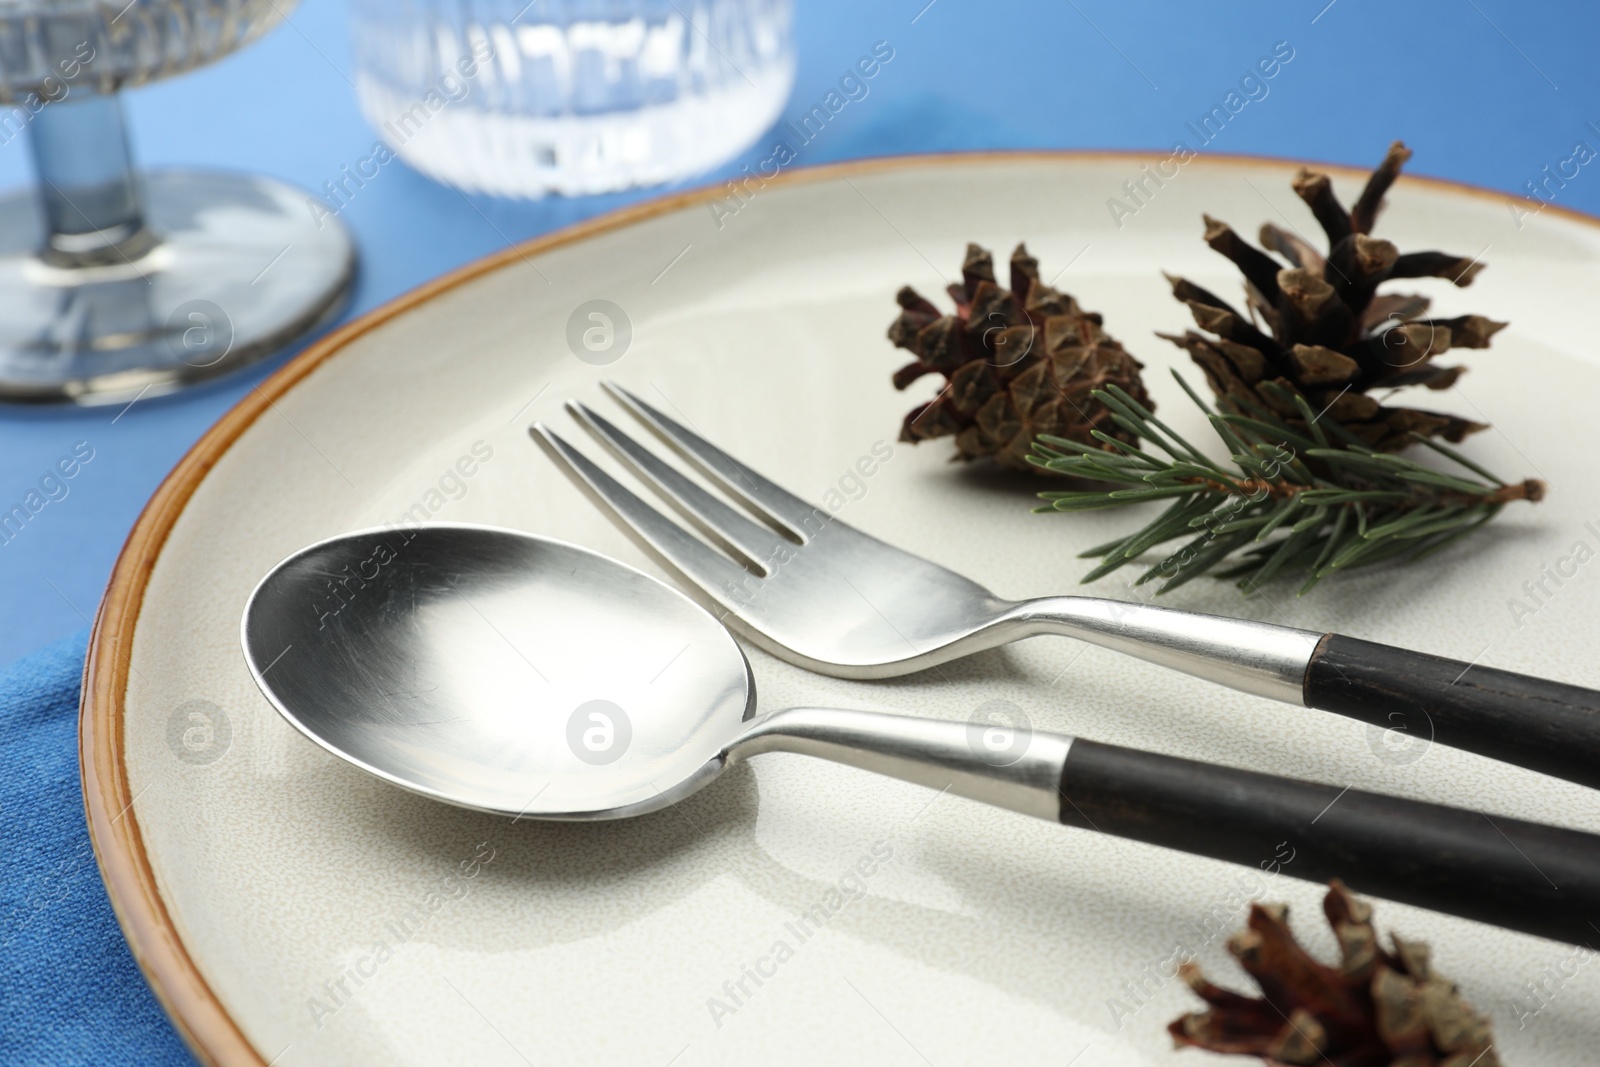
[
  {"left": 1165, "top": 142, "right": 1501, "bottom": 450},
  {"left": 1169, "top": 881, "right": 1499, "bottom": 1067},
  {"left": 888, "top": 242, "right": 1153, "bottom": 473}
]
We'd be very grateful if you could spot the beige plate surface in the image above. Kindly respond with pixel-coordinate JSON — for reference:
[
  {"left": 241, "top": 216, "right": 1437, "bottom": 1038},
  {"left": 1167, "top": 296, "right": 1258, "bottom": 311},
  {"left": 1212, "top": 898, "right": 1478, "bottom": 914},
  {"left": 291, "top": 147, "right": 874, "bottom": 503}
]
[{"left": 84, "top": 152, "right": 1600, "bottom": 1066}]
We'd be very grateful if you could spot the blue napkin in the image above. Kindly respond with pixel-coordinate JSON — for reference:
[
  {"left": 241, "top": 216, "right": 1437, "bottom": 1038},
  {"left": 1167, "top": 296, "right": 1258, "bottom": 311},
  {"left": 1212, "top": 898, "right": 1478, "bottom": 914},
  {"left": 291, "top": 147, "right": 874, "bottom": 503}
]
[{"left": 0, "top": 630, "right": 197, "bottom": 1067}]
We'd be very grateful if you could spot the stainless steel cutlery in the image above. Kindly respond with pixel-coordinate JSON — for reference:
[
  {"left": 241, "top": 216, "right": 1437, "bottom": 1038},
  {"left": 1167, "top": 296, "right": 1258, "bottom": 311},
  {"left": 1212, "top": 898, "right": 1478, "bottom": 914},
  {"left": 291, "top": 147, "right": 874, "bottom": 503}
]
[
  {"left": 235, "top": 381, "right": 1600, "bottom": 950},
  {"left": 243, "top": 525, "right": 1600, "bottom": 946}
]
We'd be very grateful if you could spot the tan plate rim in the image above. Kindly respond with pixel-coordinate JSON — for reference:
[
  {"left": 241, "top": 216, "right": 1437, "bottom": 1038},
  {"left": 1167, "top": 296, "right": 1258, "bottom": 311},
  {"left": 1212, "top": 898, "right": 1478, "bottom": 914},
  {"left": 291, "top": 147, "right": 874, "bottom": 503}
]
[{"left": 77, "top": 148, "right": 1596, "bottom": 1067}]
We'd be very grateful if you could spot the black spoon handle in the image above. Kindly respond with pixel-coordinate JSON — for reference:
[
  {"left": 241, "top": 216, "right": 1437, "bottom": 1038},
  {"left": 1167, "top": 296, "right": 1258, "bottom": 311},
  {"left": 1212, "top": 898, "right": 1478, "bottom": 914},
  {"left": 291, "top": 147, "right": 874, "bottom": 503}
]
[
  {"left": 1059, "top": 738, "right": 1600, "bottom": 946},
  {"left": 1303, "top": 634, "right": 1600, "bottom": 790}
]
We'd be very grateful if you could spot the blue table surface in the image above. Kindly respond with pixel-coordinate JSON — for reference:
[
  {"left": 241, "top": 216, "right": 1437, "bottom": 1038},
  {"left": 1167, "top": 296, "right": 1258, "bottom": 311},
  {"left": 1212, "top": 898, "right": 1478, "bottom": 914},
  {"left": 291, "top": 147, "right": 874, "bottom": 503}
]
[{"left": 3, "top": 0, "right": 1599, "bottom": 666}]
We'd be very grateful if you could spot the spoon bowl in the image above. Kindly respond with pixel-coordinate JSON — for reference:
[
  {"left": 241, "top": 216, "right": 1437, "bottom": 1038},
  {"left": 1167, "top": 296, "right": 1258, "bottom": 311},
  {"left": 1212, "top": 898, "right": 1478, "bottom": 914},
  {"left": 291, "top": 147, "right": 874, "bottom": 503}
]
[{"left": 242, "top": 524, "right": 753, "bottom": 818}]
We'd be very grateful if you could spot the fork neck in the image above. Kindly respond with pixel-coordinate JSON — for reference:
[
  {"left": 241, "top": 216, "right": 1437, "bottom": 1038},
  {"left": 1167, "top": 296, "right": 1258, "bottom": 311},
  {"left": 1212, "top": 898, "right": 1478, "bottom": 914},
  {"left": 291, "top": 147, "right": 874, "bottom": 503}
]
[{"left": 995, "top": 596, "right": 1320, "bottom": 705}]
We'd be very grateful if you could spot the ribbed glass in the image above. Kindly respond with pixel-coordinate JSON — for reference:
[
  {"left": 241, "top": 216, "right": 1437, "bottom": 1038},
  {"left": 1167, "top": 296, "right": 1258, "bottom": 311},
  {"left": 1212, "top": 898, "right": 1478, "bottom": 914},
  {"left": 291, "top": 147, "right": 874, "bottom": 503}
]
[
  {"left": 349, "top": 0, "right": 794, "bottom": 197},
  {"left": 0, "top": 0, "right": 290, "bottom": 102}
]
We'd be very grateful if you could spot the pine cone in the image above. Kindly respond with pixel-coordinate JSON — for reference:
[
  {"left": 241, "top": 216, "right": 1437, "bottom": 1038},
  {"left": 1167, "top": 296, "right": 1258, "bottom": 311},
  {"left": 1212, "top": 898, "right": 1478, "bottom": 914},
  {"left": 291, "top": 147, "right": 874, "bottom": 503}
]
[
  {"left": 888, "top": 243, "right": 1153, "bottom": 472},
  {"left": 1170, "top": 881, "right": 1499, "bottom": 1067},
  {"left": 1164, "top": 142, "right": 1504, "bottom": 450}
]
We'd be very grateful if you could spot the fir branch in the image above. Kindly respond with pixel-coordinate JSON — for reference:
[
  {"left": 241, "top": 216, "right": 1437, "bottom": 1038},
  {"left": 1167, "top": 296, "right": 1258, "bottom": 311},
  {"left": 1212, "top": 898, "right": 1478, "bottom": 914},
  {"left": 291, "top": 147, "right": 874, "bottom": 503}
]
[{"left": 1029, "top": 372, "right": 1544, "bottom": 596}]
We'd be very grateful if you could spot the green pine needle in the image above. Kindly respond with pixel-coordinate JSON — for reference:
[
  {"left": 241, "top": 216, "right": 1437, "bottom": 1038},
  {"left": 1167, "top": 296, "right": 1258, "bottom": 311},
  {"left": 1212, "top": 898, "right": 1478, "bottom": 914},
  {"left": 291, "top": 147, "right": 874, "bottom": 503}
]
[{"left": 1033, "top": 373, "right": 1545, "bottom": 596}]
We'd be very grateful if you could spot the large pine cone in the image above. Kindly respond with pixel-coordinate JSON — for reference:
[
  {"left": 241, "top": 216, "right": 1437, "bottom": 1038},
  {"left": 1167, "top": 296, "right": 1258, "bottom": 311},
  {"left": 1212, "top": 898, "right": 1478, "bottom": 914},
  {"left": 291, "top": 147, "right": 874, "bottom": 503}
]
[
  {"left": 1171, "top": 881, "right": 1499, "bottom": 1067},
  {"left": 1164, "top": 142, "right": 1504, "bottom": 450},
  {"left": 888, "top": 243, "right": 1153, "bottom": 472}
]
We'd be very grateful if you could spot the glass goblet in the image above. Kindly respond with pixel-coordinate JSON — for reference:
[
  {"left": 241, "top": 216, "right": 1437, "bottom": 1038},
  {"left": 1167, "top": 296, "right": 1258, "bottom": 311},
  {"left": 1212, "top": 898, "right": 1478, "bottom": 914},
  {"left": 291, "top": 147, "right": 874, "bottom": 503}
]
[{"left": 0, "top": 0, "right": 356, "bottom": 404}]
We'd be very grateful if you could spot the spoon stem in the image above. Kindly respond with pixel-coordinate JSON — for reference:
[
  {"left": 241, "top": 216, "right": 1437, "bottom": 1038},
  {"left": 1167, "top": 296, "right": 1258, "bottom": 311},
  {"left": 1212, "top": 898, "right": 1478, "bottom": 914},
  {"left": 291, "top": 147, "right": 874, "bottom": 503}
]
[
  {"left": 728, "top": 707, "right": 1600, "bottom": 945},
  {"left": 726, "top": 707, "right": 1070, "bottom": 820}
]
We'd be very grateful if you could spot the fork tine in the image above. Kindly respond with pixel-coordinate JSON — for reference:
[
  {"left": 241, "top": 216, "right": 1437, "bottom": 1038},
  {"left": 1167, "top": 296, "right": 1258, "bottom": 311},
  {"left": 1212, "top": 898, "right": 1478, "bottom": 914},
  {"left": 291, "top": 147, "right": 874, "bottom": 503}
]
[
  {"left": 530, "top": 423, "right": 760, "bottom": 605},
  {"left": 602, "top": 382, "right": 826, "bottom": 541},
  {"left": 567, "top": 401, "right": 794, "bottom": 572}
]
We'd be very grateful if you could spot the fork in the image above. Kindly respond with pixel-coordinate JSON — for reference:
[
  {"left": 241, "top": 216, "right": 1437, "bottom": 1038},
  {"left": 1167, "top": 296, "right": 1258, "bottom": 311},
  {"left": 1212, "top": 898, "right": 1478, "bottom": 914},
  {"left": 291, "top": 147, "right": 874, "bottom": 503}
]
[{"left": 531, "top": 382, "right": 1600, "bottom": 790}]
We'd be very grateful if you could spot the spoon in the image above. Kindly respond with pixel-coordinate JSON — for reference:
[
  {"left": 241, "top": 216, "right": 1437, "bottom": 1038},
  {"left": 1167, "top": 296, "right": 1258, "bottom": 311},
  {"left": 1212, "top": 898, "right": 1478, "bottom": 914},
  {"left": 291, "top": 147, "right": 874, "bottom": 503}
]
[{"left": 243, "top": 524, "right": 1600, "bottom": 945}]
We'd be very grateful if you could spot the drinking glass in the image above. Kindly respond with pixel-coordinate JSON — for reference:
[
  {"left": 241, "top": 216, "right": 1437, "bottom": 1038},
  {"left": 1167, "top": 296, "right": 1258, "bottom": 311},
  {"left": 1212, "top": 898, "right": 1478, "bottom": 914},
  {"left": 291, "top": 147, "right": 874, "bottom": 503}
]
[
  {"left": 348, "top": 0, "right": 795, "bottom": 198},
  {"left": 0, "top": 0, "right": 356, "bottom": 404}
]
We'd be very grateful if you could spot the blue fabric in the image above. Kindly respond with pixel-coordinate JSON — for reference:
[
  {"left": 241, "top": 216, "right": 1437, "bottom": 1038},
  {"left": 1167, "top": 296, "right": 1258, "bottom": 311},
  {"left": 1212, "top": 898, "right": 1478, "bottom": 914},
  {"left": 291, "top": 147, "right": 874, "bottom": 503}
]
[{"left": 0, "top": 630, "right": 196, "bottom": 1066}]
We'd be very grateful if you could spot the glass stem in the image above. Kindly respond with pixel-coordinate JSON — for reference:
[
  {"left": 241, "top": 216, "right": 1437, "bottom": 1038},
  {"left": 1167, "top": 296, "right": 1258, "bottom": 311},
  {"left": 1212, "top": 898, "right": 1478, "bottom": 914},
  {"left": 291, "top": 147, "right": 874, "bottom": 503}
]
[{"left": 26, "top": 90, "right": 156, "bottom": 267}]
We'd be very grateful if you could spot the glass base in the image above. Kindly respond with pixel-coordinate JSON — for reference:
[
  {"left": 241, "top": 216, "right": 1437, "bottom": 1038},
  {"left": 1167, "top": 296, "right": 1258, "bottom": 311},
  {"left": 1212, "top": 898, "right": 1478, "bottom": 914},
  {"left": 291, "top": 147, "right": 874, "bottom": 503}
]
[{"left": 0, "top": 168, "right": 355, "bottom": 405}]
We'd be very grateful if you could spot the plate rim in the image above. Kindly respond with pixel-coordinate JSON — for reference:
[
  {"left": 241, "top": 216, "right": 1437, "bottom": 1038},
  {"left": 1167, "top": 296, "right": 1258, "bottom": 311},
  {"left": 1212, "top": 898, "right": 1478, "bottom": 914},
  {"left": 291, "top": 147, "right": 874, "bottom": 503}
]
[{"left": 77, "top": 147, "right": 1599, "bottom": 1067}]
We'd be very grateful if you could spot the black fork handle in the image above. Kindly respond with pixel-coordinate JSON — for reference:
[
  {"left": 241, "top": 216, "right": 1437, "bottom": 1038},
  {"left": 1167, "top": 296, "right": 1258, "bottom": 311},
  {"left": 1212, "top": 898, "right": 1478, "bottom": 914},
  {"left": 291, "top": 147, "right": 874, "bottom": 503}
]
[
  {"left": 1027, "top": 600, "right": 1600, "bottom": 790},
  {"left": 1303, "top": 634, "right": 1600, "bottom": 790}
]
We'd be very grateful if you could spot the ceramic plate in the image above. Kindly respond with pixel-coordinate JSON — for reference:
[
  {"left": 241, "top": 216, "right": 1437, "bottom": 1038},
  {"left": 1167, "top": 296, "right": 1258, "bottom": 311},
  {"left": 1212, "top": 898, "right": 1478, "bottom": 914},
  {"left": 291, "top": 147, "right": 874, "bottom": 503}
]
[{"left": 85, "top": 152, "right": 1600, "bottom": 1066}]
